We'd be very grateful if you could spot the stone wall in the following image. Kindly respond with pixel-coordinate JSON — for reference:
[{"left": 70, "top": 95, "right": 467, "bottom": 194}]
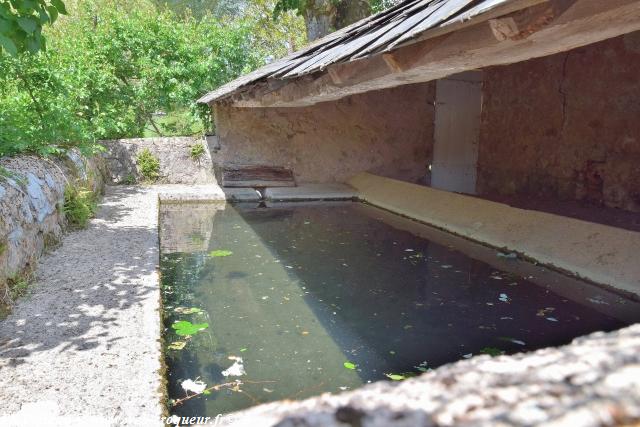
[
  {"left": 0, "top": 152, "right": 104, "bottom": 298},
  {"left": 102, "top": 137, "right": 217, "bottom": 185},
  {"left": 213, "top": 83, "right": 435, "bottom": 184},
  {"left": 478, "top": 32, "right": 640, "bottom": 212}
]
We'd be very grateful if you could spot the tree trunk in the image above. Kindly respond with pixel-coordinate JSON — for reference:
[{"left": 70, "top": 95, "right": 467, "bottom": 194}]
[
  {"left": 303, "top": 0, "right": 372, "bottom": 42},
  {"left": 304, "top": 0, "right": 336, "bottom": 42},
  {"left": 336, "top": 0, "right": 371, "bottom": 30}
]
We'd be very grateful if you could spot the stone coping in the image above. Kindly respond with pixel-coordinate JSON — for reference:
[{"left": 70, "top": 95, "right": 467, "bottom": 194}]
[{"left": 264, "top": 183, "right": 358, "bottom": 201}]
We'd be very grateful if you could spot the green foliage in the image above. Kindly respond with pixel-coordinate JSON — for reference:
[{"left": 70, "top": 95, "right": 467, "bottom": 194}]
[
  {"left": 273, "top": 0, "right": 397, "bottom": 20},
  {"left": 136, "top": 148, "right": 160, "bottom": 182},
  {"left": 0, "top": 0, "right": 68, "bottom": 56},
  {"left": 189, "top": 142, "right": 206, "bottom": 161},
  {"left": 370, "top": 0, "right": 399, "bottom": 14},
  {"left": 1, "top": 0, "right": 304, "bottom": 157},
  {"left": 343, "top": 361, "right": 356, "bottom": 370},
  {"left": 272, "top": 0, "right": 305, "bottom": 19},
  {"left": 122, "top": 173, "right": 136, "bottom": 184},
  {"left": 7, "top": 275, "right": 29, "bottom": 299},
  {"left": 154, "top": 0, "right": 245, "bottom": 20},
  {"left": 63, "top": 184, "right": 97, "bottom": 227},
  {"left": 0, "top": 239, "right": 6, "bottom": 256}
]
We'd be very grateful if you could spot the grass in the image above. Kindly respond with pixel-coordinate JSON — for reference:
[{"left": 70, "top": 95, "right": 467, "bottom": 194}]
[
  {"left": 64, "top": 185, "right": 98, "bottom": 228},
  {"left": 136, "top": 148, "right": 161, "bottom": 183},
  {"left": 122, "top": 173, "right": 136, "bottom": 185},
  {"left": 0, "top": 165, "right": 26, "bottom": 185},
  {"left": 190, "top": 143, "right": 206, "bottom": 161},
  {"left": 1, "top": 272, "right": 33, "bottom": 319}
]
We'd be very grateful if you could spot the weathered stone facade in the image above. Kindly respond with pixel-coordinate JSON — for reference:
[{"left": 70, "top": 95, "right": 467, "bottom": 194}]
[
  {"left": 102, "top": 137, "right": 217, "bottom": 185},
  {"left": 0, "top": 152, "right": 104, "bottom": 295},
  {"left": 214, "top": 83, "right": 435, "bottom": 184},
  {"left": 478, "top": 32, "right": 640, "bottom": 212}
]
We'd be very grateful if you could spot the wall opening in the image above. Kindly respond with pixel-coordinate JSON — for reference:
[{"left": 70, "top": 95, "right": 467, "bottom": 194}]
[{"left": 431, "top": 71, "right": 483, "bottom": 195}]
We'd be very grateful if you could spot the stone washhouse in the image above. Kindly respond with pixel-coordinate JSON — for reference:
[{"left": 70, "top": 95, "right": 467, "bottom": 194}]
[
  {"left": 197, "top": 0, "right": 640, "bottom": 293},
  {"left": 1, "top": 0, "right": 640, "bottom": 425}
]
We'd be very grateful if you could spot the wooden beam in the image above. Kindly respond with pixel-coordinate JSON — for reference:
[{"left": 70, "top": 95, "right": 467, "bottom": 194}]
[{"left": 231, "top": 0, "right": 640, "bottom": 108}]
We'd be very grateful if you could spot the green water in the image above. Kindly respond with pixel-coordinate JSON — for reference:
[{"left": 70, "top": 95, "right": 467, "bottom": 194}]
[{"left": 159, "top": 201, "right": 638, "bottom": 418}]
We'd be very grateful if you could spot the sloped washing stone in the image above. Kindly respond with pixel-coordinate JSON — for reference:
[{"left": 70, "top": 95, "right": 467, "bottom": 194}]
[
  {"left": 223, "top": 187, "right": 261, "bottom": 202},
  {"left": 265, "top": 183, "right": 358, "bottom": 201}
]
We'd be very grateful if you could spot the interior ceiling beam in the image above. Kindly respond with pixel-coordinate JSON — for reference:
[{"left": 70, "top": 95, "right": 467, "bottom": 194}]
[{"left": 228, "top": 0, "right": 640, "bottom": 108}]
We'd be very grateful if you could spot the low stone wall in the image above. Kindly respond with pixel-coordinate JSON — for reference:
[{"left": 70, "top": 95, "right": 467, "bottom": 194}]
[
  {"left": 101, "top": 137, "right": 217, "bottom": 185},
  {"left": 0, "top": 151, "right": 104, "bottom": 299}
]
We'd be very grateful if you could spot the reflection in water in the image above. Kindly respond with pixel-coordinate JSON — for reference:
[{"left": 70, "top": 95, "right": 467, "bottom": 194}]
[{"left": 159, "top": 202, "right": 639, "bottom": 417}]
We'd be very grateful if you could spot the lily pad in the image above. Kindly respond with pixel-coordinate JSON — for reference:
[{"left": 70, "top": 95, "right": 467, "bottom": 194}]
[
  {"left": 343, "top": 362, "right": 357, "bottom": 370},
  {"left": 168, "top": 341, "right": 187, "bottom": 350},
  {"left": 172, "top": 320, "right": 209, "bottom": 336},
  {"left": 209, "top": 250, "right": 233, "bottom": 257}
]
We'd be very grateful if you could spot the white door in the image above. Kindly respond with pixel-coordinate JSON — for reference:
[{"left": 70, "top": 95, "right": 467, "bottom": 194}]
[{"left": 431, "top": 71, "right": 483, "bottom": 195}]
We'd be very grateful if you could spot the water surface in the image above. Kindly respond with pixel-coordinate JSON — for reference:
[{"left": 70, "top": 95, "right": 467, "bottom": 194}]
[{"left": 159, "top": 201, "right": 638, "bottom": 417}]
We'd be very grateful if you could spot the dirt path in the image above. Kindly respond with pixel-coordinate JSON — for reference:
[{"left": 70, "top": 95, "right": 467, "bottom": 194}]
[{"left": 0, "top": 185, "right": 223, "bottom": 426}]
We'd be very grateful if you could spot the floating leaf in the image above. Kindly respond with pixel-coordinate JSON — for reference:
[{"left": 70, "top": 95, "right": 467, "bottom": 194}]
[
  {"left": 343, "top": 362, "right": 356, "bottom": 370},
  {"left": 203, "top": 390, "right": 211, "bottom": 395},
  {"left": 222, "top": 358, "right": 246, "bottom": 377},
  {"left": 168, "top": 341, "right": 186, "bottom": 350},
  {"left": 480, "top": 347, "right": 504, "bottom": 357},
  {"left": 240, "top": 348, "right": 247, "bottom": 352},
  {"left": 174, "top": 307, "right": 203, "bottom": 315},
  {"left": 498, "top": 336, "right": 526, "bottom": 346},
  {"left": 172, "top": 320, "right": 209, "bottom": 336},
  {"left": 385, "top": 373, "right": 405, "bottom": 381},
  {"left": 181, "top": 379, "right": 206, "bottom": 394},
  {"left": 209, "top": 250, "right": 233, "bottom": 257}
]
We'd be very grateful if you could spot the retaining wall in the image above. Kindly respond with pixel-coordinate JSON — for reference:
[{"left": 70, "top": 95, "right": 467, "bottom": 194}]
[
  {"left": 0, "top": 152, "right": 104, "bottom": 297},
  {"left": 101, "top": 137, "right": 217, "bottom": 185}
]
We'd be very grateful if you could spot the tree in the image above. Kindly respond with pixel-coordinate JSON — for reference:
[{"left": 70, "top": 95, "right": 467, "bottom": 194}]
[
  {"left": 0, "top": 0, "right": 306, "bottom": 156},
  {"left": 0, "top": 0, "right": 67, "bottom": 55},
  {"left": 154, "top": 0, "right": 246, "bottom": 19},
  {"left": 273, "top": 0, "right": 403, "bottom": 41},
  {"left": 274, "top": 0, "right": 370, "bottom": 41}
]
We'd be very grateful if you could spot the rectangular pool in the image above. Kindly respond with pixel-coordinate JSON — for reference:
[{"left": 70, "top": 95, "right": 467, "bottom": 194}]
[{"left": 159, "top": 201, "right": 639, "bottom": 417}]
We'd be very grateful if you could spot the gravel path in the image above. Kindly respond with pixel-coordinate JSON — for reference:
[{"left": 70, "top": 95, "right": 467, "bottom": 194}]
[{"left": 0, "top": 185, "right": 224, "bottom": 426}]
